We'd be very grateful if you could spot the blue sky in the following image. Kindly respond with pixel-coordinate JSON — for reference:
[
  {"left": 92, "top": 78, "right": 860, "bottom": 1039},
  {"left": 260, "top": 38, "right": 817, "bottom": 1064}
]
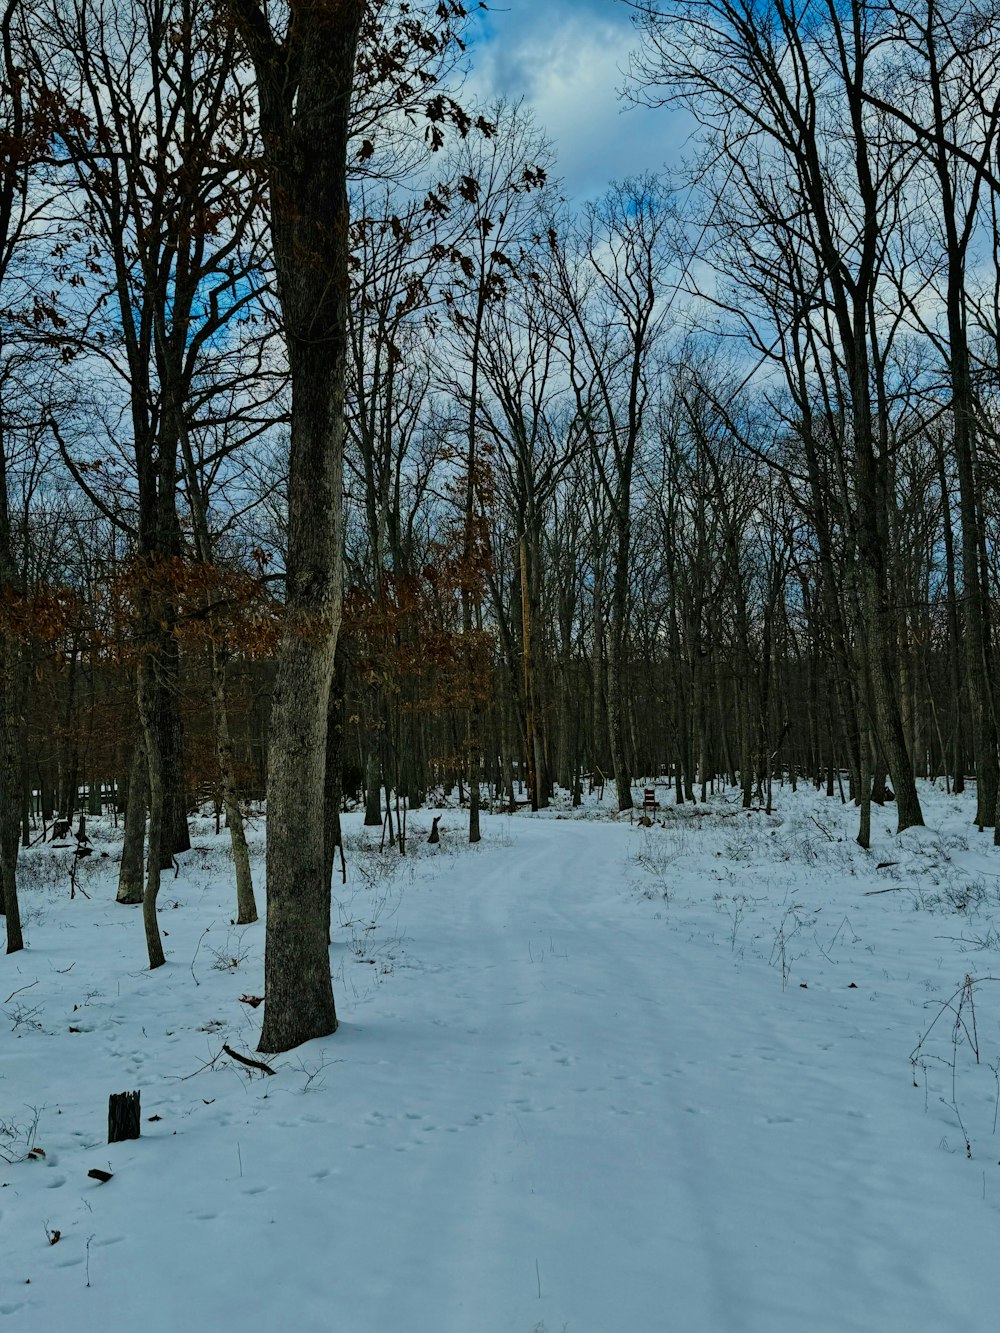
[{"left": 467, "top": 0, "right": 688, "bottom": 201}]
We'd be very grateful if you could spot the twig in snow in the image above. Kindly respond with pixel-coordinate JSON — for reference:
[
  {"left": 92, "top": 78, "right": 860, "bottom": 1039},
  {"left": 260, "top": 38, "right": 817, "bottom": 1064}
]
[
  {"left": 175, "top": 1049, "right": 226, "bottom": 1081},
  {"left": 190, "top": 925, "right": 212, "bottom": 987},
  {"left": 4, "top": 979, "right": 38, "bottom": 1004}
]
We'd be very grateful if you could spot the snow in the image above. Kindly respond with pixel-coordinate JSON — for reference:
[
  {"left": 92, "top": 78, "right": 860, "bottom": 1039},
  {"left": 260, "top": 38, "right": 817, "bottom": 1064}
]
[{"left": 3, "top": 783, "right": 1000, "bottom": 1331}]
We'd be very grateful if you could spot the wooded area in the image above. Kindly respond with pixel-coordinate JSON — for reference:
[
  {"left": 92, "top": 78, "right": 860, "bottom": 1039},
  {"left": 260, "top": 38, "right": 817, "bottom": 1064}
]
[{"left": 2, "top": 0, "right": 1000, "bottom": 1050}]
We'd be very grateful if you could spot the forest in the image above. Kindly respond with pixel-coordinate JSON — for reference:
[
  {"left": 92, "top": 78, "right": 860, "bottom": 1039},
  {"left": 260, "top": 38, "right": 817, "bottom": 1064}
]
[{"left": 2, "top": 0, "right": 1000, "bottom": 1059}]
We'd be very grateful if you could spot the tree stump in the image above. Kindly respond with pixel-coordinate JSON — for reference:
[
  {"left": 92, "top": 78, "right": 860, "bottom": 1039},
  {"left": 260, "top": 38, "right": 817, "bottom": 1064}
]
[
  {"left": 427, "top": 816, "right": 440, "bottom": 845},
  {"left": 108, "top": 1091, "right": 141, "bottom": 1143}
]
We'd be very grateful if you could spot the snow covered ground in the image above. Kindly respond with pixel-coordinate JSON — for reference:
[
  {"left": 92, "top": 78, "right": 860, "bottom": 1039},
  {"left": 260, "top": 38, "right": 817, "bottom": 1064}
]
[{"left": 3, "top": 782, "right": 1000, "bottom": 1332}]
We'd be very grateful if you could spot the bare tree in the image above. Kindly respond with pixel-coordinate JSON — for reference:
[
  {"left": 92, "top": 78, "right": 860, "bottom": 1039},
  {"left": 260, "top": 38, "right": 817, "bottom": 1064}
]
[{"left": 551, "top": 177, "right": 678, "bottom": 811}]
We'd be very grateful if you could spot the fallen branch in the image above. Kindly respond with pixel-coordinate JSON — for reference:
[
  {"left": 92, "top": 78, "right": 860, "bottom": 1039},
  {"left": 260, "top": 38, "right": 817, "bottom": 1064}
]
[
  {"left": 223, "top": 1044, "right": 276, "bottom": 1076},
  {"left": 863, "top": 885, "right": 908, "bottom": 896}
]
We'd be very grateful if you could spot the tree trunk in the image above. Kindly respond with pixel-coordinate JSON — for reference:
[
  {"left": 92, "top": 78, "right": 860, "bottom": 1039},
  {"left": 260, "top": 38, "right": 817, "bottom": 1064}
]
[
  {"left": 138, "top": 655, "right": 167, "bottom": 969},
  {"left": 363, "top": 741, "right": 382, "bottom": 826},
  {"left": 210, "top": 644, "right": 256, "bottom": 925},
  {"left": 0, "top": 634, "right": 23, "bottom": 953},
  {"left": 117, "top": 735, "right": 147, "bottom": 905},
  {"left": 323, "top": 644, "right": 347, "bottom": 930},
  {"left": 0, "top": 418, "right": 23, "bottom": 952},
  {"left": 230, "top": 0, "right": 362, "bottom": 1052}
]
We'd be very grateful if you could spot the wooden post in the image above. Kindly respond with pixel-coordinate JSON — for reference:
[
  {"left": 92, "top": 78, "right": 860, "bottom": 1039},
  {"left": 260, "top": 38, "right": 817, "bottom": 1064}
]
[{"left": 108, "top": 1091, "right": 141, "bottom": 1143}]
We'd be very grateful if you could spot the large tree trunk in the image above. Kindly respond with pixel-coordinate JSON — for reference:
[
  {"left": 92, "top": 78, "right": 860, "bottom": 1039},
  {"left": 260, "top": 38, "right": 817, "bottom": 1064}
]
[
  {"left": 263, "top": 622, "right": 339, "bottom": 1051},
  {"left": 852, "top": 432, "right": 923, "bottom": 833},
  {"left": 235, "top": 0, "right": 362, "bottom": 1052}
]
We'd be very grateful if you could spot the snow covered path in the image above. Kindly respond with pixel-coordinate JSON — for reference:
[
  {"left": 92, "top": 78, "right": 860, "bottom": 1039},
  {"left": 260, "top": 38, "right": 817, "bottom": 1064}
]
[{"left": 4, "top": 794, "right": 1000, "bottom": 1331}]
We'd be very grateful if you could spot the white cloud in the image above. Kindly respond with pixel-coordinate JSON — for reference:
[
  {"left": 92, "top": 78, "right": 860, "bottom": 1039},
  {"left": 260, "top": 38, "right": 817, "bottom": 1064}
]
[{"left": 467, "top": 5, "right": 685, "bottom": 200}]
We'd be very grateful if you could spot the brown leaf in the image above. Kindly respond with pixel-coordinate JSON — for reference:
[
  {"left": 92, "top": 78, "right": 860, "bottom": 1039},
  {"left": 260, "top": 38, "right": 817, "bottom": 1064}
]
[
  {"left": 27, "top": 1147, "right": 45, "bottom": 1160},
  {"left": 239, "top": 994, "right": 264, "bottom": 1008}
]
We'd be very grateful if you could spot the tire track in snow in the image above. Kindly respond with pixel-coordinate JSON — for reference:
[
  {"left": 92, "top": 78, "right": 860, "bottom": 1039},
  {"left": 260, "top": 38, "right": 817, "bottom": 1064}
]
[{"left": 361, "top": 819, "right": 721, "bottom": 1333}]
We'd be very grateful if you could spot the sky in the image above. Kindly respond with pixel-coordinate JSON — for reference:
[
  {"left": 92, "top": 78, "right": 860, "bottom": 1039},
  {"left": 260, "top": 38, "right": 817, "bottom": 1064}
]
[{"left": 466, "top": 0, "right": 688, "bottom": 203}]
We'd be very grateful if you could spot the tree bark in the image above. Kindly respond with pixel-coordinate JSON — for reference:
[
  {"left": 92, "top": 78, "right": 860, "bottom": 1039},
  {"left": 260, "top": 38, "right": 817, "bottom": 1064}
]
[
  {"left": 211, "top": 645, "right": 256, "bottom": 925},
  {"left": 137, "top": 652, "right": 168, "bottom": 969},
  {"left": 230, "top": 0, "right": 363, "bottom": 1051},
  {"left": 117, "top": 734, "right": 147, "bottom": 905}
]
